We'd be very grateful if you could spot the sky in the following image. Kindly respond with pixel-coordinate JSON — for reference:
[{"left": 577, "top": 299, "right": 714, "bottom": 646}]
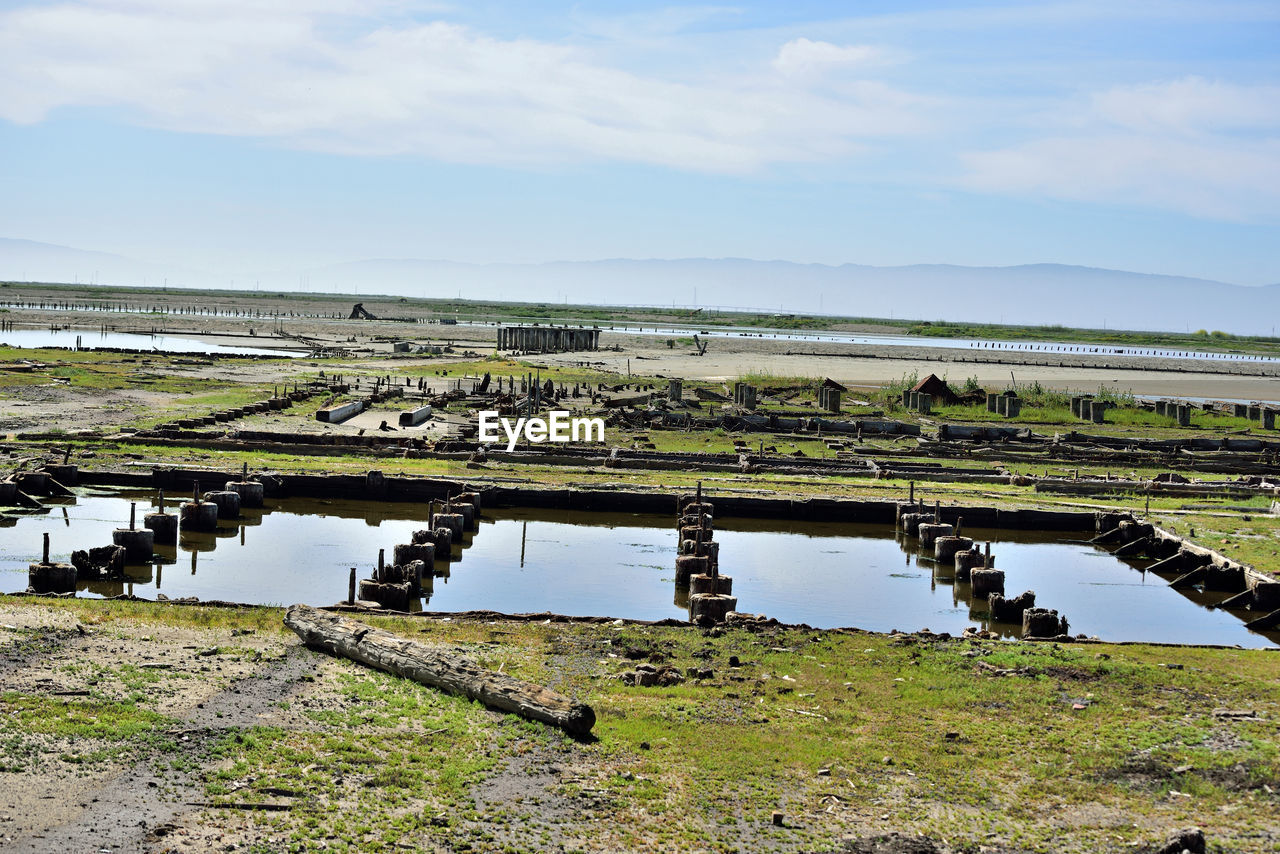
[{"left": 0, "top": 0, "right": 1278, "bottom": 286}]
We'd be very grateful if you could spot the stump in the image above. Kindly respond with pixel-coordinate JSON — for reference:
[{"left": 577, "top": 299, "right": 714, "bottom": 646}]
[
  {"left": 393, "top": 543, "right": 435, "bottom": 572},
  {"left": 451, "top": 502, "right": 476, "bottom": 530},
  {"left": 180, "top": 501, "right": 219, "bottom": 532},
  {"left": 111, "top": 528, "right": 155, "bottom": 562},
  {"left": 358, "top": 579, "right": 411, "bottom": 611},
  {"left": 29, "top": 561, "right": 76, "bottom": 593},
  {"left": 917, "top": 523, "right": 954, "bottom": 549},
  {"left": 71, "top": 545, "right": 126, "bottom": 579},
  {"left": 225, "top": 480, "right": 265, "bottom": 508},
  {"left": 675, "top": 555, "right": 709, "bottom": 585},
  {"left": 989, "top": 590, "right": 1035, "bottom": 623},
  {"left": 413, "top": 527, "right": 453, "bottom": 558},
  {"left": 689, "top": 593, "right": 737, "bottom": 625},
  {"left": 954, "top": 549, "right": 987, "bottom": 582},
  {"left": 1022, "top": 608, "right": 1069, "bottom": 638},
  {"left": 971, "top": 568, "right": 1005, "bottom": 598},
  {"left": 455, "top": 491, "right": 483, "bottom": 516},
  {"left": 145, "top": 512, "right": 178, "bottom": 545},
  {"left": 203, "top": 490, "right": 241, "bottom": 520},
  {"left": 680, "top": 525, "right": 713, "bottom": 542},
  {"left": 934, "top": 536, "right": 973, "bottom": 565},
  {"left": 690, "top": 573, "right": 732, "bottom": 596},
  {"left": 431, "top": 512, "right": 465, "bottom": 543}
]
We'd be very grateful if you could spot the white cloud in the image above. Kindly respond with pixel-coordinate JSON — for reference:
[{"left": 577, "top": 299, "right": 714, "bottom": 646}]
[
  {"left": 772, "top": 38, "right": 883, "bottom": 77},
  {"left": 1089, "top": 76, "right": 1280, "bottom": 134},
  {"left": 0, "top": 1, "right": 922, "bottom": 172},
  {"left": 960, "top": 77, "right": 1280, "bottom": 219}
]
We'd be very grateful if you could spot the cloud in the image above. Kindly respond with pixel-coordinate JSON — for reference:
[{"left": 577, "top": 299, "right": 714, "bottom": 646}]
[
  {"left": 772, "top": 38, "right": 884, "bottom": 77},
  {"left": 1089, "top": 76, "right": 1280, "bottom": 134},
  {"left": 960, "top": 77, "right": 1280, "bottom": 220},
  {"left": 0, "top": 0, "right": 923, "bottom": 173}
]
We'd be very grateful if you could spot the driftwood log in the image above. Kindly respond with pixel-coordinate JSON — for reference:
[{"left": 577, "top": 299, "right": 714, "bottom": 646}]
[{"left": 283, "top": 604, "right": 595, "bottom": 736}]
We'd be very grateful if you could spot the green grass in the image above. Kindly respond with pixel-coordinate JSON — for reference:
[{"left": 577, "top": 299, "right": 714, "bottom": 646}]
[
  {"left": 1, "top": 692, "right": 171, "bottom": 741},
  {"left": 2, "top": 596, "right": 1278, "bottom": 851}
]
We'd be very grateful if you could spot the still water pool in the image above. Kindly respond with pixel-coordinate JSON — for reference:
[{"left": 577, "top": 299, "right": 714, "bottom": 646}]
[{"left": 1, "top": 491, "right": 1273, "bottom": 647}]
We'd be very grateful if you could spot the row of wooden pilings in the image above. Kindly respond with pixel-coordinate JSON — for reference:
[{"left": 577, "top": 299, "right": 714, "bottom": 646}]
[
  {"left": 26, "top": 464, "right": 266, "bottom": 594},
  {"left": 351, "top": 492, "right": 484, "bottom": 611},
  {"left": 895, "top": 488, "right": 1070, "bottom": 638},
  {"left": 675, "top": 484, "right": 737, "bottom": 625},
  {"left": 497, "top": 326, "right": 600, "bottom": 353}
]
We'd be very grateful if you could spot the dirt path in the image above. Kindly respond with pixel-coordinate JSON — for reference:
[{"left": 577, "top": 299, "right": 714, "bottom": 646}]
[{"left": 0, "top": 606, "right": 311, "bottom": 852}]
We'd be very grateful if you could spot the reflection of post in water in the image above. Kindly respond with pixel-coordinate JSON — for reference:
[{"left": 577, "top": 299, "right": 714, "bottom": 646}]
[
  {"left": 520, "top": 520, "right": 527, "bottom": 568},
  {"left": 155, "top": 562, "right": 162, "bottom": 589},
  {"left": 62, "top": 507, "right": 69, "bottom": 527},
  {"left": 191, "top": 549, "right": 197, "bottom": 575},
  {"left": 241, "top": 524, "right": 245, "bottom": 547}
]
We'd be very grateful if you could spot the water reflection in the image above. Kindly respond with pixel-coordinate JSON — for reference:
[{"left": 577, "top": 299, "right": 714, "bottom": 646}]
[{"left": 0, "top": 490, "right": 1275, "bottom": 647}]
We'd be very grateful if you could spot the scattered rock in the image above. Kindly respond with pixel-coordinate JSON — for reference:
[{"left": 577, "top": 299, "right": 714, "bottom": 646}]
[{"left": 618, "top": 665, "right": 684, "bottom": 687}]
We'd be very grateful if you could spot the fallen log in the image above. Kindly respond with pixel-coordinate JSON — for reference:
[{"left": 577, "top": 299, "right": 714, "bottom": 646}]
[{"left": 283, "top": 603, "right": 595, "bottom": 736}]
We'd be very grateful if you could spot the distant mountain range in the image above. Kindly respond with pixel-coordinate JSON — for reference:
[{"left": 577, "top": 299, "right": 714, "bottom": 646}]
[{"left": 3, "top": 237, "right": 1278, "bottom": 335}]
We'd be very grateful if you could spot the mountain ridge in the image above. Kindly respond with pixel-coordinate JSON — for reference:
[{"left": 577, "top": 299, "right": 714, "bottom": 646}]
[{"left": 2, "top": 237, "right": 1277, "bottom": 334}]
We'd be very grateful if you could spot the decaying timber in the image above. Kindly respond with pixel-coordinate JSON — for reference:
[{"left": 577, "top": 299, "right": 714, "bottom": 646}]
[{"left": 283, "top": 603, "right": 595, "bottom": 736}]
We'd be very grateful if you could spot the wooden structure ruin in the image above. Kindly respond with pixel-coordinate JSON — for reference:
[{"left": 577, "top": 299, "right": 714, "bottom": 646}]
[{"left": 497, "top": 326, "right": 599, "bottom": 353}]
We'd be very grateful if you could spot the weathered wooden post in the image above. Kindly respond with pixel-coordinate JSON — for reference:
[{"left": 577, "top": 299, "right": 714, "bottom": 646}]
[
  {"left": 145, "top": 490, "right": 178, "bottom": 545},
  {"left": 29, "top": 532, "right": 76, "bottom": 593},
  {"left": 181, "top": 480, "right": 219, "bottom": 532},
  {"left": 113, "top": 502, "right": 154, "bottom": 560}
]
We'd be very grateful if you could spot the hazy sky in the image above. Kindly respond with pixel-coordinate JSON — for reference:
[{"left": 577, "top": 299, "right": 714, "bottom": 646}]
[{"left": 1, "top": 0, "right": 1278, "bottom": 284}]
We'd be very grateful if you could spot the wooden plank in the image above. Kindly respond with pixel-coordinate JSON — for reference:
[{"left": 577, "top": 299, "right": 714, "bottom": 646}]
[
  {"left": 1244, "top": 609, "right": 1280, "bottom": 631},
  {"left": 1169, "top": 566, "right": 1209, "bottom": 590}
]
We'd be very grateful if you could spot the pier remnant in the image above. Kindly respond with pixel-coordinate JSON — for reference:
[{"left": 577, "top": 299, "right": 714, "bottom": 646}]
[
  {"left": 1022, "top": 608, "right": 1069, "bottom": 638},
  {"left": 180, "top": 481, "right": 219, "bottom": 532},
  {"left": 145, "top": 490, "right": 178, "bottom": 545},
  {"left": 28, "top": 533, "right": 76, "bottom": 594},
  {"left": 111, "top": 501, "right": 155, "bottom": 561}
]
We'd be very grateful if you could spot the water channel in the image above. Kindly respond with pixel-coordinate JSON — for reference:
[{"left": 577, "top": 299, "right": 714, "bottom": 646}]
[
  {"left": 459, "top": 320, "right": 1279, "bottom": 363},
  {"left": 3, "top": 490, "right": 1273, "bottom": 647},
  {"left": 0, "top": 328, "right": 299, "bottom": 357}
]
